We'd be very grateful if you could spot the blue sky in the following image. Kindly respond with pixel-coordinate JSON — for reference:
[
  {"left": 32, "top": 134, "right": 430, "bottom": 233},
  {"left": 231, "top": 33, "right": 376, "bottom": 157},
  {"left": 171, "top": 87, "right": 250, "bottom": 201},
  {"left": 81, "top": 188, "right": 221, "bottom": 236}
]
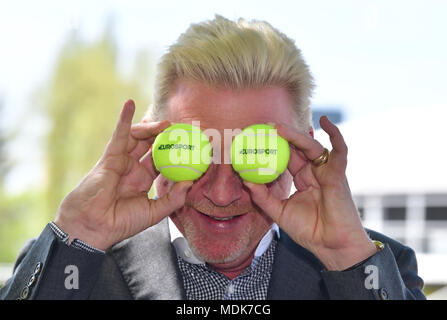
[{"left": 1, "top": 0, "right": 447, "bottom": 192}]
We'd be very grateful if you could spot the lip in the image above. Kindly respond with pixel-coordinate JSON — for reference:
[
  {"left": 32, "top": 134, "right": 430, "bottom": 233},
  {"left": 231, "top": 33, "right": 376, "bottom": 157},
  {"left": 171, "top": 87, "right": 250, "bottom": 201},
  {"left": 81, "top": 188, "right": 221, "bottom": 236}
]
[
  {"left": 191, "top": 207, "right": 249, "bottom": 233},
  {"left": 198, "top": 211, "right": 244, "bottom": 220}
]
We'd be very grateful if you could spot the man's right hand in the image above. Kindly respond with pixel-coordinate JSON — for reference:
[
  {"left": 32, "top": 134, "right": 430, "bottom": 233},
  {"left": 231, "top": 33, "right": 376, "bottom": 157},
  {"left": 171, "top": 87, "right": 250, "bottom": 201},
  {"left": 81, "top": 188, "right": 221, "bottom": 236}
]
[{"left": 54, "top": 99, "right": 192, "bottom": 250}]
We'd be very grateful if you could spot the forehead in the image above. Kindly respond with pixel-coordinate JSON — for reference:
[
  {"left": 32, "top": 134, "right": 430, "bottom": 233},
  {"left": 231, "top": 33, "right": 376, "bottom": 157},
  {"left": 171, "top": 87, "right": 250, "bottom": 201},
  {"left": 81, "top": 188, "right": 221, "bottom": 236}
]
[{"left": 166, "top": 80, "right": 296, "bottom": 130}]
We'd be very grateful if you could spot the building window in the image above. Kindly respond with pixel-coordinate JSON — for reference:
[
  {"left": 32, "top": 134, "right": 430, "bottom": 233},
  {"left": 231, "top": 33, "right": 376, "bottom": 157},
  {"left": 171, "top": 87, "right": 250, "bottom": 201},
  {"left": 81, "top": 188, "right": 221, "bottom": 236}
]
[
  {"left": 358, "top": 207, "right": 364, "bottom": 220},
  {"left": 426, "top": 207, "right": 447, "bottom": 220},
  {"left": 384, "top": 207, "right": 406, "bottom": 220}
]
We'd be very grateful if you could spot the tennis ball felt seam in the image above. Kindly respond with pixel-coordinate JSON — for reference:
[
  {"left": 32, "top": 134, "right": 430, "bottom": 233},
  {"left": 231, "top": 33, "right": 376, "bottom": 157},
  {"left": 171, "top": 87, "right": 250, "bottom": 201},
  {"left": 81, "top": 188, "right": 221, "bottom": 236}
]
[
  {"left": 152, "top": 123, "right": 212, "bottom": 182},
  {"left": 231, "top": 124, "right": 290, "bottom": 184}
]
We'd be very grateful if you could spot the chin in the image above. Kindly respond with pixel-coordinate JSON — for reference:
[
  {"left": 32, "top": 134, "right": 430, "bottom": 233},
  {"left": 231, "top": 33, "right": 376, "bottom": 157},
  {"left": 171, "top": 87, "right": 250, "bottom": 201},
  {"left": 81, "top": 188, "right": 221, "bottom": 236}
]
[
  {"left": 172, "top": 207, "right": 260, "bottom": 265},
  {"left": 181, "top": 214, "right": 254, "bottom": 264},
  {"left": 189, "top": 232, "right": 252, "bottom": 264}
]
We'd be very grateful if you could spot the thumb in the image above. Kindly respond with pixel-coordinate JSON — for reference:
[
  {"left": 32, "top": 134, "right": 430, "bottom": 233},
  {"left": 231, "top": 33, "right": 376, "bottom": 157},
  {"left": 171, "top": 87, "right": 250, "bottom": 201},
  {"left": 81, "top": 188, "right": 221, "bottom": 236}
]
[
  {"left": 243, "top": 181, "right": 284, "bottom": 223},
  {"left": 148, "top": 180, "right": 193, "bottom": 226}
]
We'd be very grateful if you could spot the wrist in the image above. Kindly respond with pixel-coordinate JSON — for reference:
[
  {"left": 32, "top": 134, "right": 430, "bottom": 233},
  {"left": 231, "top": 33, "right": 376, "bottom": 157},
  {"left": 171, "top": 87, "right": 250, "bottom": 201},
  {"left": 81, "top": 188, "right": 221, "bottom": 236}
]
[
  {"left": 316, "top": 238, "right": 378, "bottom": 271},
  {"left": 341, "top": 241, "right": 384, "bottom": 271},
  {"left": 54, "top": 215, "right": 110, "bottom": 251},
  {"left": 49, "top": 222, "right": 105, "bottom": 254}
]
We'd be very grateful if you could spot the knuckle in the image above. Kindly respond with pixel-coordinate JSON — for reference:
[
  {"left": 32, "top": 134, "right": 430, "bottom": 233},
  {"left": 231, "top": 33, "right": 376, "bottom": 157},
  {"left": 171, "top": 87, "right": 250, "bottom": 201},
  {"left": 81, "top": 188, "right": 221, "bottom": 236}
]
[
  {"left": 102, "top": 154, "right": 130, "bottom": 174},
  {"left": 337, "top": 142, "right": 348, "bottom": 155},
  {"left": 333, "top": 125, "right": 342, "bottom": 136}
]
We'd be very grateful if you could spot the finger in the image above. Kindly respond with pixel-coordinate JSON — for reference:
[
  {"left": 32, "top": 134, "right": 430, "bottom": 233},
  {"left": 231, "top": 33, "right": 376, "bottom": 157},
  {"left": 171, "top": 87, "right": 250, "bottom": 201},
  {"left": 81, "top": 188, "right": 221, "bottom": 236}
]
[
  {"left": 127, "top": 119, "right": 167, "bottom": 156},
  {"left": 243, "top": 181, "right": 285, "bottom": 223},
  {"left": 285, "top": 145, "right": 310, "bottom": 191},
  {"left": 288, "top": 143, "right": 323, "bottom": 189},
  {"left": 295, "top": 162, "right": 320, "bottom": 190},
  {"left": 129, "top": 139, "right": 152, "bottom": 160},
  {"left": 131, "top": 120, "right": 171, "bottom": 140},
  {"left": 319, "top": 116, "right": 348, "bottom": 173},
  {"left": 148, "top": 181, "right": 194, "bottom": 225},
  {"left": 140, "top": 148, "right": 159, "bottom": 180},
  {"left": 276, "top": 123, "right": 325, "bottom": 161},
  {"left": 118, "top": 149, "right": 159, "bottom": 197},
  {"left": 126, "top": 135, "right": 138, "bottom": 153},
  {"left": 128, "top": 120, "right": 171, "bottom": 161},
  {"left": 105, "top": 100, "right": 136, "bottom": 156},
  {"left": 319, "top": 116, "right": 348, "bottom": 156},
  {"left": 287, "top": 144, "right": 309, "bottom": 177}
]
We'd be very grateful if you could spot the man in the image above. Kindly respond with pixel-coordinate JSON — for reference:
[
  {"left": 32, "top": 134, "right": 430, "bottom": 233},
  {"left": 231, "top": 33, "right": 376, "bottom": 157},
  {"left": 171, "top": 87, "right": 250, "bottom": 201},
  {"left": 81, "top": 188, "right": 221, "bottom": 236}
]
[{"left": 0, "top": 15, "right": 425, "bottom": 300}]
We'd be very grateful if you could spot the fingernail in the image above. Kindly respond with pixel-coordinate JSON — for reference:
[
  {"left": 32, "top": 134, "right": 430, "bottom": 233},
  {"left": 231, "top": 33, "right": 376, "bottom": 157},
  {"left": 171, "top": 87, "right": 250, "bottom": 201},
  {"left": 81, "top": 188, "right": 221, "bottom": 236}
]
[{"left": 266, "top": 122, "right": 276, "bottom": 128}]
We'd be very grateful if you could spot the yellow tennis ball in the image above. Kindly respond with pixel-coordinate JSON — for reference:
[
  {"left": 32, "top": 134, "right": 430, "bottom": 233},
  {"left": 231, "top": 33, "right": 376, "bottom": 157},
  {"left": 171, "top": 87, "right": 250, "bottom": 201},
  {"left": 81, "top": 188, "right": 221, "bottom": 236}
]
[
  {"left": 231, "top": 124, "right": 290, "bottom": 184},
  {"left": 152, "top": 123, "right": 212, "bottom": 182}
]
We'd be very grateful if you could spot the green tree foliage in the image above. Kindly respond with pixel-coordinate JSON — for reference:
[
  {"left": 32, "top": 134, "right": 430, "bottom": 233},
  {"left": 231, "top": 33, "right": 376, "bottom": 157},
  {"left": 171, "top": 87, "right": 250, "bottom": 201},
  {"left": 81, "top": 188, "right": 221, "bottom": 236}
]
[
  {"left": 0, "top": 190, "right": 48, "bottom": 262},
  {"left": 0, "top": 27, "right": 155, "bottom": 263},
  {"left": 0, "top": 98, "right": 12, "bottom": 191},
  {"left": 44, "top": 30, "right": 153, "bottom": 218}
]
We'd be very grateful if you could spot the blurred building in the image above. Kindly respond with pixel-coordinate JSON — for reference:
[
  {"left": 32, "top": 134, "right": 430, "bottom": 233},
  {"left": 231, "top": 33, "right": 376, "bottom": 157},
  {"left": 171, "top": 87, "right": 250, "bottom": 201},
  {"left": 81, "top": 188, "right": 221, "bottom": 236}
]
[
  {"left": 312, "top": 107, "right": 344, "bottom": 130},
  {"left": 312, "top": 105, "right": 447, "bottom": 294}
]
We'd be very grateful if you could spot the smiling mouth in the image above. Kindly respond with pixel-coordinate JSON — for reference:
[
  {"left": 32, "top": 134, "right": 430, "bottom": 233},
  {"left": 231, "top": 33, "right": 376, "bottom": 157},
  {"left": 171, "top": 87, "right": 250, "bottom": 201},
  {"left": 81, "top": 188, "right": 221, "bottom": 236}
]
[
  {"left": 196, "top": 210, "right": 245, "bottom": 221},
  {"left": 185, "top": 198, "right": 252, "bottom": 222}
]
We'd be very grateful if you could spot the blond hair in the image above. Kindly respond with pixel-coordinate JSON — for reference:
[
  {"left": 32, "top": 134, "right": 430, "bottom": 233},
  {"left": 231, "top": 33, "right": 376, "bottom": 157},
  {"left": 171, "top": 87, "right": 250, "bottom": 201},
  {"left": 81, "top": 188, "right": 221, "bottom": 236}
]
[{"left": 147, "top": 15, "right": 314, "bottom": 129}]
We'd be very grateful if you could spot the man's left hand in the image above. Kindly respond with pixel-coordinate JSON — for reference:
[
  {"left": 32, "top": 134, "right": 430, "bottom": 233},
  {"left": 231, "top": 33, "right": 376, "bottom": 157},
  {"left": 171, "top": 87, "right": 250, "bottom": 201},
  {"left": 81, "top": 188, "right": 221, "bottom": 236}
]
[{"left": 243, "top": 116, "right": 377, "bottom": 271}]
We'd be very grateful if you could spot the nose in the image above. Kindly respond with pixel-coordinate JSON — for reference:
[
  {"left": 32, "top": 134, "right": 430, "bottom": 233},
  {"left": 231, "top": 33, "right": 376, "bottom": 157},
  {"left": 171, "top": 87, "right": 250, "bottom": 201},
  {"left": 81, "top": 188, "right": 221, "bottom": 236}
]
[{"left": 201, "top": 163, "right": 243, "bottom": 207}]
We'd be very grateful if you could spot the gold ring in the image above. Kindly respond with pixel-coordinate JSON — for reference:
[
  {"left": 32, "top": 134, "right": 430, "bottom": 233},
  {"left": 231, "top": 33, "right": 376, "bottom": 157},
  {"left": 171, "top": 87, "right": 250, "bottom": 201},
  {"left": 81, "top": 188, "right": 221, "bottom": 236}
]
[{"left": 312, "top": 148, "right": 329, "bottom": 167}]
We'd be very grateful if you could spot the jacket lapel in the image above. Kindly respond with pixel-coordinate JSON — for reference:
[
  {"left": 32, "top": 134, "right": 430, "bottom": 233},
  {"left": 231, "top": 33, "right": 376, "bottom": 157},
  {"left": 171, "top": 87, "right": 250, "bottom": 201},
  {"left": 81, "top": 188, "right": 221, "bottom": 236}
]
[
  {"left": 268, "top": 229, "right": 328, "bottom": 299},
  {"left": 110, "top": 222, "right": 327, "bottom": 300},
  {"left": 111, "top": 218, "right": 185, "bottom": 300}
]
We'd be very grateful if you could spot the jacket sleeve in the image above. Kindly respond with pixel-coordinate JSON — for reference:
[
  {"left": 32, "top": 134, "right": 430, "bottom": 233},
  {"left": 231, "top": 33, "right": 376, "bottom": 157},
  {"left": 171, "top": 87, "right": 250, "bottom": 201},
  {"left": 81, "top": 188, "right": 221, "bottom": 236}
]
[
  {"left": 320, "top": 240, "right": 426, "bottom": 300},
  {"left": 0, "top": 223, "right": 105, "bottom": 300}
]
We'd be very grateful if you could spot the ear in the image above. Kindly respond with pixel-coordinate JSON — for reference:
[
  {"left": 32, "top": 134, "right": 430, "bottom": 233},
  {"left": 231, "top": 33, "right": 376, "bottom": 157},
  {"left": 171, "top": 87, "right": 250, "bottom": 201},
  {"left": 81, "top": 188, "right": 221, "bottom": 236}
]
[{"left": 309, "top": 127, "right": 314, "bottom": 138}]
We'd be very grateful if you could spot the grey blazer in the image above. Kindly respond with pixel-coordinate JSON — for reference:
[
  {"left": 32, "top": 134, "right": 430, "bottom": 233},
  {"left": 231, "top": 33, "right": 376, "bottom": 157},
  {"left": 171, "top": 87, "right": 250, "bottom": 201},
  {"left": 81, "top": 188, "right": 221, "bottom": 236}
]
[{"left": 0, "top": 218, "right": 425, "bottom": 300}]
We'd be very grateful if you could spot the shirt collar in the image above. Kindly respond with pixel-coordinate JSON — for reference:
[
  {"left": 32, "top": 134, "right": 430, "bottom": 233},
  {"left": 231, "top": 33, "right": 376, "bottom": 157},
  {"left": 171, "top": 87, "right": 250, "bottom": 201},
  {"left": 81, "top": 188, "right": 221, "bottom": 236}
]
[{"left": 168, "top": 217, "right": 280, "bottom": 265}]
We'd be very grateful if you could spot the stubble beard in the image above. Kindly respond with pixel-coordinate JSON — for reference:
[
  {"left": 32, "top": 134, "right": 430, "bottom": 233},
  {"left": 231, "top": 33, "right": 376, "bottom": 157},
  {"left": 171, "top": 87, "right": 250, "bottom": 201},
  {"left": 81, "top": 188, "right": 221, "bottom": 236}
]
[{"left": 177, "top": 212, "right": 254, "bottom": 264}]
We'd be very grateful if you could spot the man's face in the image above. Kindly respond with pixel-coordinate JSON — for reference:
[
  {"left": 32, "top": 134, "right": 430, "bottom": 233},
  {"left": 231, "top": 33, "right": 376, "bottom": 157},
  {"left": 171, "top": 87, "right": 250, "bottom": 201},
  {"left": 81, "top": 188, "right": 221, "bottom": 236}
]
[{"left": 156, "top": 79, "right": 297, "bottom": 268}]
